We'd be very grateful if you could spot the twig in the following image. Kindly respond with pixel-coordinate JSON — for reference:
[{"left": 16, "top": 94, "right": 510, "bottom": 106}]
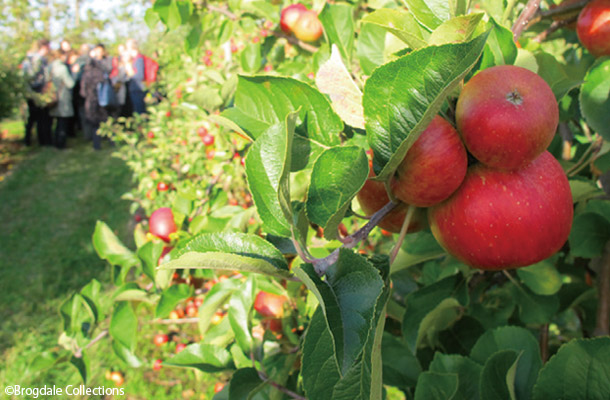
[
  {"left": 310, "top": 201, "right": 399, "bottom": 276},
  {"left": 593, "top": 241, "right": 610, "bottom": 336},
  {"left": 74, "top": 330, "right": 109, "bottom": 358},
  {"left": 148, "top": 317, "right": 199, "bottom": 325},
  {"left": 526, "top": 0, "right": 589, "bottom": 28},
  {"left": 390, "top": 205, "right": 415, "bottom": 265},
  {"left": 207, "top": 4, "right": 238, "bottom": 20},
  {"left": 273, "top": 30, "right": 319, "bottom": 53},
  {"left": 540, "top": 323, "right": 549, "bottom": 363},
  {"left": 532, "top": 17, "right": 578, "bottom": 42},
  {"left": 512, "top": 0, "right": 543, "bottom": 41},
  {"left": 567, "top": 135, "right": 603, "bottom": 177},
  {"left": 256, "top": 369, "right": 307, "bottom": 400}
]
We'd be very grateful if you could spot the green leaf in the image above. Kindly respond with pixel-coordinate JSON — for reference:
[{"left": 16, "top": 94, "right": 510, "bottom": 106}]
[
  {"left": 137, "top": 240, "right": 165, "bottom": 282},
  {"left": 155, "top": 284, "right": 193, "bottom": 319},
  {"left": 417, "top": 297, "right": 464, "bottom": 349},
  {"left": 113, "top": 283, "right": 152, "bottom": 303},
  {"left": 402, "top": 0, "right": 451, "bottom": 29},
  {"left": 413, "top": 372, "right": 459, "bottom": 400},
  {"left": 228, "top": 368, "right": 265, "bottom": 399},
  {"left": 470, "top": 326, "right": 542, "bottom": 400},
  {"left": 59, "top": 294, "right": 95, "bottom": 336},
  {"left": 228, "top": 276, "right": 255, "bottom": 355},
  {"left": 92, "top": 221, "right": 139, "bottom": 269},
  {"left": 301, "top": 308, "right": 342, "bottom": 400},
  {"left": 161, "top": 232, "right": 291, "bottom": 279},
  {"left": 429, "top": 13, "right": 484, "bottom": 45},
  {"left": 112, "top": 341, "right": 142, "bottom": 368},
  {"left": 240, "top": 42, "right": 262, "bottom": 73},
  {"left": 318, "top": 3, "right": 355, "bottom": 65},
  {"left": 429, "top": 353, "right": 482, "bottom": 400},
  {"left": 110, "top": 302, "right": 137, "bottom": 351},
  {"left": 222, "top": 75, "right": 343, "bottom": 143},
  {"left": 511, "top": 283, "right": 560, "bottom": 325},
  {"left": 570, "top": 179, "right": 605, "bottom": 203},
  {"left": 70, "top": 353, "right": 90, "bottom": 383},
  {"left": 316, "top": 45, "right": 365, "bottom": 129},
  {"left": 479, "top": 350, "right": 521, "bottom": 400},
  {"left": 80, "top": 279, "right": 102, "bottom": 323},
  {"left": 479, "top": 17, "right": 517, "bottom": 69},
  {"left": 569, "top": 212, "right": 610, "bottom": 258},
  {"left": 580, "top": 57, "right": 610, "bottom": 140},
  {"left": 153, "top": 0, "right": 171, "bottom": 24},
  {"left": 361, "top": 8, "right": 429, "bottom": 50},
  {"left": 163, "top": 343, "right": 234, "bottom": 372},
  {"left": 382, "top": 333, "right": 422, "bottom": 389},
  {"left": 363, "top": 34, "right": 488, "bottom": 180},
  {"left": 535, "top": 52, "right": 582, "bottom": 100},
  {"left": 532, "top": 337, "right": 610, "bottom": 400},
  {"left": 245, "top": 114, "right": 296, "bottom": 237},
  {"left": 144, "top": 8, "right": 161, "bottom": 29},
  {"left": 516, "top": 260, "right": 562, "bottom": 295},
  {"left": 242, "top": 1, "right": 279, "bottom": 22},
  {"left": 391, "top": 231, "right": 446, "bottom": 272},
  {"left": 306, "top": 146, "right": 368, "bottom": 240},
  {"left": 402, "top": 274, "right": 467, "bottom": 353},
  {"left": 294, "top": 250, "right": 384, "bottom": 374},
  {"left": 357, "top": 23, "right": 387, "bottom": 76}
]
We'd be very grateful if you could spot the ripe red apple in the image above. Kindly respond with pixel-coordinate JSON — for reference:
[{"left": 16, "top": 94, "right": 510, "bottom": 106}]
[
  {"left": 202, "top": 134, "right": 215, "bottom": 146},
  {"left": 280, "top": 3, "right": 307, "bottom": 34},
  {"left": 157, "top": 182, "right": 169, "bottom": 192},
  {"left": 197, "top": 126, "right": 207, "bottom": 137},
  {"left": 153, "top": 333, "right": 169, "bottom": 346},
  {"left": 153, "top": 359, "right": 163, "bottom": 371},
  {"left": 456, "top": 65, "right": 558, "bottom": 171},
  {"left": 214, "top": 382, "right": 226, "bottom": 394},
  {"left": 428, "top": 151, "right": 573, "bottom": 270},
  {"left": 175, "top": 343, "right": 187, "bottom": 353},
  {"left": 262, "top": 318, "right": 283, "bottom": 333},
  {"left": 292, "top": 10, "right": 323, "bottom": 42},
  {"left": 147, "top": 131, "right": 155, "bottom": 139},
  {"left": 149, "top": 207, "right": 177, "bottom": 242},
  {"left": 577, "top": 0, "right": 610, "bottom": 56},
  {"left": 357, "top": 160, "right": 426, "bottom": 233},
  {"left": 254, "top": 291, "right": 287, "bottom": 318},
  {"left": 186, "top": 304, "right": 198, "bottom": 317},
  {"left": 165, "top": 111, "right": 171, "bottom": 118},
  {"left": 390, "top": 116, "right": 467, "bottom": 207}
]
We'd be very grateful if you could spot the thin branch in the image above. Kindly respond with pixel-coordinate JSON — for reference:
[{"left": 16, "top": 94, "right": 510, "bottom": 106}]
[
  {"left": 593, "top": 241, "right": 610, "bottom": 336},
  {"left": 256, "top": 369, "right": 307, "bottom": 400},
  {"left": 148, "top": 317, "right": 200, "bottom": 325},
  {"left": 74, "top": 330, "right": 109, "bottom": 358},
  {"left": 532, "top": 17, "right": 578, "bottom": 42},
  {"left": 273, "top": 29, "right": 319, "bottom": 53},
  {"left": 207, "top": 4, "right": 238, "bottom": 20},
  {"left": 390, "top": 205, "right": 415, "bottom": 265},
  {"left": 512, "top": 0, "right": 543, "bottom": 41},
  {"left": 526, "top": 0, "right": 589, "bottom": 28},
  {"left": 540, "top": 323, "right": 550, "bottom": 363}
]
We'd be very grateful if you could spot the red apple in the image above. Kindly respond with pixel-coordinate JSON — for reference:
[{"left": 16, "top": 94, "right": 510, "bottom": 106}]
[
  {"left": 157, "top": 182, "right": 169, "bottom": 192},
  {"left": 214, "top": 382, "right": 225, "bottom": 394},
  {"left": 202, "top": 134, "right": 215, "bottom": 146},
  {"left": 197, "top": 126, "right": 207, "bottom": 137},
  {"left": 293, "top": 10, "right": 323, "bottom": 42},
  {"left": 390, "top": 115, "right": 467, "bottom": 207},
  {"left": 186, "top": 304, "right": 198, "bottom": 317},
  {"left": 109, "top": 371, "right": 124, "bottom": 386},
  {"left": 147, "top": 131, "right": 155, "bottom": 139},
  {"left": 153, "top": 333, "right": 169, "bottom": 346},
  {"left": 254, "top": 291, "right": 287, "bottom": 318},
  {"left": 149, "top": 207, "right": 177, "bottom": 242},
  {"left": 153, "top": 359, "right": 163, "bottom": 371},
  {"left": 577, "top": 0, "right": 610, "bottom": 56},
  {"left": 158, "top": 246, "right": 172, "bottom": 266},
  {"left": 456, "top": 65, "right": 558, "bottom": 171},
  {"left": 428, "top": 151, "right": 573, "bottom": 270},
  {"left": 280, "top": 3, "right": 307, "bottom": 34},
  {"left": 175, "top": 343, "right": 187, "bottom": 353},
  {"left": 356, "top": 160, "right": 426, "bottom": 233},
  {"left": 262, "top": 318, "right": 283, "bottom": 333},
  {"left": 165, "top": 111, "right": 171, "bottom": 118}
]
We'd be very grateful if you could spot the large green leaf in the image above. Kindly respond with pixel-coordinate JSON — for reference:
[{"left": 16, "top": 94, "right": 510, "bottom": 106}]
[
  {"left": 318, "top": 3, "right": 355, "bottom": 65},
  {"left": 569, "top": 212, "right": 610, "bottom": 258},
  {"left": 295, "top": 250, "right": 384, "bottom": 374},
  {"left": 413, "top": 372, "right": 459, "bottom": 400},
  {"left": 155, "top": 284, "right": 193, "bottom": 319},
  {"left": 535, "top": 52, "right": 582, "bottom": 100},
  {"left": 160, "top": 232, "right": 291, "bottom": 279},
  {"left": 221, "top": 75, "right": 343, "bottom": 143},
  {"left": 402, "top": 0, "right": 451, "bottom": 29},
  {"left": 580, "top": 57, "right": 610, "bottom": 140},
  {"left": 92, "top": 221, "right": 139, "bottom": 269},
  {"left": 306, "top": 146, "right": 368, "bottom": 240},
  {"left": 361, "top": 8, "right": 429, "bottom": 50},
  {"left": 109, "top": 302, "right": 137, "bottom": 350},
  {"left": 136, "top": 240, "right": 165, "bottom": 282},
  {"left": 429, "top": 353, "right": 481, "bottom": 400},
  {"left": 363, "top": 34, "right": 488, "bottom": 180},
  {"left": 428, "top": 13, "right": 484, "bottom": 45},
  {"left": 163, "top": 343, "right": 234, "bottom": 372},
  {"left": 357, "top": 23, "right": 387, "bottom": 76},
  {"left": 516, "top": 260, "right": 562, "bottom": 295},
  {"left": 245, "top": 113, "right": 296, "bottom": 237},
  {"left": 470, "top": 326, "right": 542, "bottom": 400},
  {"left": 532, "top": 337, "right": 610, "bottom": 400},
  {"left": 227, "top": 276, "right": 256, "bottom": 355},
  {"left": 382, "top": 333, "right": 422, "bottom": 389},
  {"left": 479, "top": 17, "right": 517, "bottom": 69},
  {"left": 479, "top": 350, "right": 521, "bottom": 400},
  {"left": 228, "top": 367, "right": 265, "bottom": 399}
]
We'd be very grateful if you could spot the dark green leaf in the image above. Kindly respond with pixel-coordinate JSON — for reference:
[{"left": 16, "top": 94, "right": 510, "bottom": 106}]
[
  {"left": 227, "top": 367, "right": 265, "bottom": 399},
  {"left": 137, "top": 240, "right": 165, "bottom": 282},
  {"left": 532, "top": 337, "right": 610, "bottom": 400},
  {"left": 580, "top": 57, "right": 610, "bottom": 140},
  {"left": 569, "top": 212, "right": 610, "bottom": 258},
  {"left": 228, "top": 277, "right": 255, "bottom": 354},
  {"left": 363, "top": 34, "right": 488, "bottom": 180},
  {"left": 382, "top": 332, "right": 422, "bottom": 389},
  {"left": 306, "top": 146, "right": 368, "bottom": 240},
  {"left": 429, "top": 353, "right": 482, "bottom": 400},
  {"left": 479, "top": 350, "right": 520, "bottom": 400},
  {"left": 163, "top": 343, "right": 234, "bottom": 372},
  {"left": 479, "top": 18, "right": 517, "bottom": 69},
  {"left": 413, "top": 372, "right": 459, "bottom": 400},
  {"left": 516, "top": 260, "right": 562, "bottom": 295},
  {"left": 70, "top": 353, "right": 90, "bottom": 383}
]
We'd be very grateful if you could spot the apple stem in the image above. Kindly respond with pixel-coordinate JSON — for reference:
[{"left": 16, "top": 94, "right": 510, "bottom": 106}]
[
  {"left": 389, "top": 205, "right": 416, "bottom": 266},
  {"left": 512, "top": 0, "right": 543, "bottom": 41},
  {"left": 310, "top": 201, "right": 400, "bottom": 276},
  {"left": 73, "top": 329, "right": 109, "bottom": 358}
]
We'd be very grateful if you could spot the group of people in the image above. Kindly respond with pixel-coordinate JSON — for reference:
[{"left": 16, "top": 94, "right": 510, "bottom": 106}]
[{"left": 22, "top": 38, "right": 149, "bottom": 150}]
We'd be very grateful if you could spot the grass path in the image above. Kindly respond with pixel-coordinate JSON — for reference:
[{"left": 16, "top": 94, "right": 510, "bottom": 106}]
[{"left": 0, "top": 124, "right": 134, "bottom": 389}]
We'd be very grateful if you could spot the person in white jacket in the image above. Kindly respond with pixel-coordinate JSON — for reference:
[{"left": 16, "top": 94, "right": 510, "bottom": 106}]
[{"left": 48, "top": 50, "right": 75, "bottom": 149}]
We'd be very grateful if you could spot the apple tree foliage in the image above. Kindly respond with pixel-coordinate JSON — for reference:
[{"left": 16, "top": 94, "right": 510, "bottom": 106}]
[{"left": 34, "top": 0, "right": 610, "bottom": 399}]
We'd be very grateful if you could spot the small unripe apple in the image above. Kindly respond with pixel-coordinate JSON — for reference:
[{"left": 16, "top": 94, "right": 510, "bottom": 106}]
[
  {"left": 153, "top": 359, "right": 163, "bottom": 371},
  {"left": 292, "top": 10, "right": 323, "bottom": 42},
  {"left": 149, "top": 207, "right": 177, "bottom": 242},
  {"left": 254, "top": 291, "right": 287, "bottom": 318},
  {"left": 280, "top": 3, "right": 307, "bottom": 34},
  {"left": 428, "top": 151, "right": 573, "bottom": 270},
  {"left": 153, "top": 333, "right": 169, "bottom": 346},
  {"left": 456, "top": 65, "right": 558, "bottom": 171},
  {"left": 577, "top": 0, "right": 610, "bottom": 56},
  {"left": 357, "top": 160, "right": 426, "bottom": 233},
  {"left": 391, "top": 115, "right": 467, "bottom": 207},
  {"left": 109, "top": 371, "right": 124, "bottom": 386}
]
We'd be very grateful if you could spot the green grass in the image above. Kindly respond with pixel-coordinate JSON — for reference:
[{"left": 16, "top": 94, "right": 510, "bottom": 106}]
[{"left": 0, "top": 120, "right": 218, "bottom": 399}]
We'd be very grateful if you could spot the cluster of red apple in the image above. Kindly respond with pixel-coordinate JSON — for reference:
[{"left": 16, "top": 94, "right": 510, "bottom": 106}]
[
  {"left": 358, "top": 65, "right": 573, "bottom": 270},
  {"left": 280, "top": 3, "right": 323, "bottom": 42},
  {"left": 576, "top": 0, "right": 610, "bottom": 56}
]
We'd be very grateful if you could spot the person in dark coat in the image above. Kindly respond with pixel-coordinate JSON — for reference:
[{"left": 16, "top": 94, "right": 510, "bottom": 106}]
[{"left": 80, "top": 43, "right": 110, "bottom": 150}]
